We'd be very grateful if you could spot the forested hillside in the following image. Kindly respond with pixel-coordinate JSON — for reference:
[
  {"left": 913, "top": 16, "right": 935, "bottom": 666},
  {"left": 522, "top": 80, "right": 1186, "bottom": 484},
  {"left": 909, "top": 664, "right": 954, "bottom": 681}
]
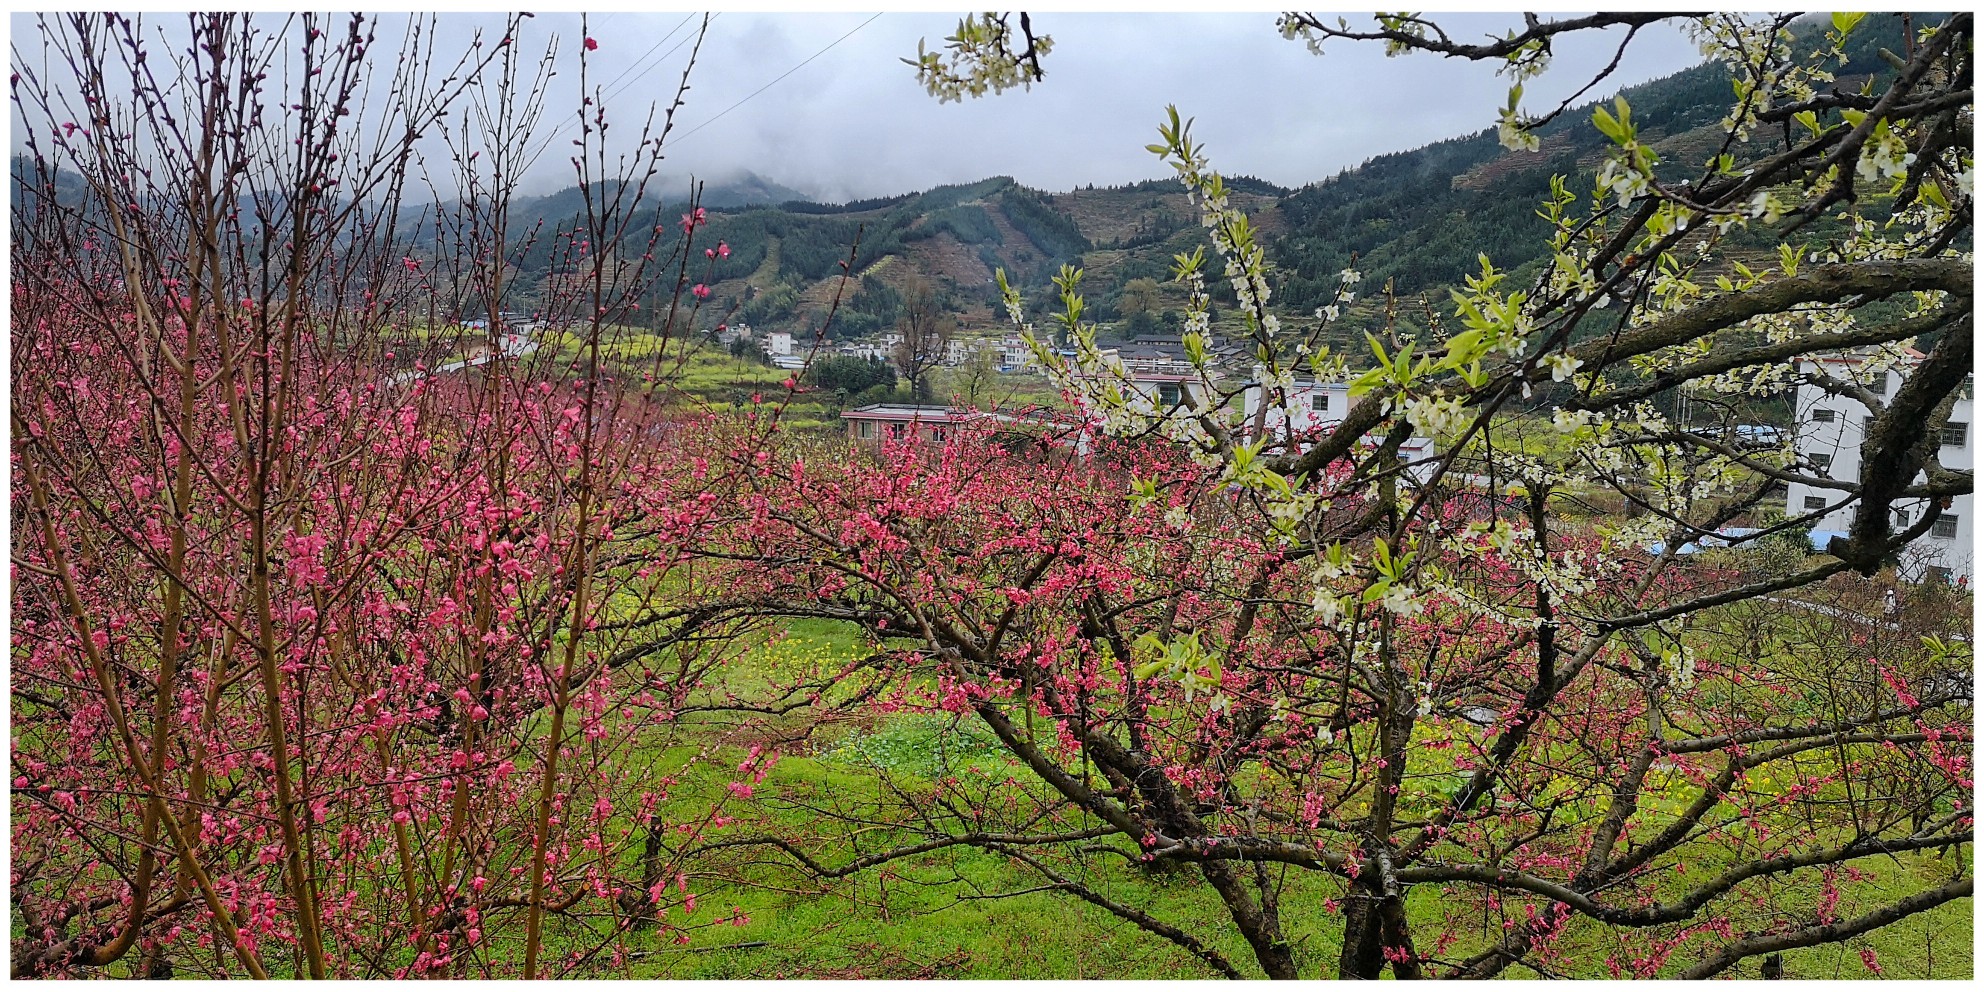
[{"left": 457, "top": 14, "right": 1919, "bottom": 346}]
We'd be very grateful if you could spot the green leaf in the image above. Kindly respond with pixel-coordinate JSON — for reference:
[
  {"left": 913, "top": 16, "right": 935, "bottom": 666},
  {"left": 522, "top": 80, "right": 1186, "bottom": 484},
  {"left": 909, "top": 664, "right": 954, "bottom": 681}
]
[
  {"left": 1591, "top": 104, "right": 1624, "bottom": 143},
  {"left": 1348, "top": 367, "right": 1389, "bottom": 397},
  {"left": 1832, "top": 11, "right": 1866, "bottom": 36},
  {"left": 1364, "top": 332, "right": 1392, "bottom": 371},
  {"left": 1444, "top": 328, "right": 1484, "bottom": 366}
]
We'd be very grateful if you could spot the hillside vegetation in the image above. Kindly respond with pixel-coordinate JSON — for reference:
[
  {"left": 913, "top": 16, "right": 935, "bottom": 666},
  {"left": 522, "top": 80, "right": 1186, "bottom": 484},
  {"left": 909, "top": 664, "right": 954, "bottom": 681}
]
[{"left": 455, "top": 17, "right": 1918, "bottom": 358}]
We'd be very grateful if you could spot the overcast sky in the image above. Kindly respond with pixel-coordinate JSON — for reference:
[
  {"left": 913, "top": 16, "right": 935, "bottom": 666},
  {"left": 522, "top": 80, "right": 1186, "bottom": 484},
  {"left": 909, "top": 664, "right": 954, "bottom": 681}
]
[{"left": 10, "top": 11, "right": 1708, "bottom": 203}]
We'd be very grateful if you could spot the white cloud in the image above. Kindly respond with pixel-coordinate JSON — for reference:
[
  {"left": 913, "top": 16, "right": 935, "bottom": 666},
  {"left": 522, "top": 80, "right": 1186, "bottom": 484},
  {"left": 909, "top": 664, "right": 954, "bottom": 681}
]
[{"left": 10, "top": 12, "right": 1705, "bottom": 202}]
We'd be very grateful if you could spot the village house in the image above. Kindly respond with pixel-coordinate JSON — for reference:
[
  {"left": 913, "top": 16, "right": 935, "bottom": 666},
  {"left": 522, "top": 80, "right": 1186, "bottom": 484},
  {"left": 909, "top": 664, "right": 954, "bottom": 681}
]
[
  {"left": 836, "top": 339, "right": 890, "bottom": 362},
  {"left": 715, "top": 321, "right": 755, "bottom": 346},
  {"left": 1786, "top": 350, "right": 1972, "bottom": 583},
  {"left": 841, "top": 404, "right": 974, "bottom": 445},
  {"left": 841, "top": 403, "right": 1075, "bottom": 451},
  {"left": 1239, "top": 378, "right": 1439, "bottom": 483},
  {"left": 996, "top": 336, "right": 1036, "bottom": 370}
]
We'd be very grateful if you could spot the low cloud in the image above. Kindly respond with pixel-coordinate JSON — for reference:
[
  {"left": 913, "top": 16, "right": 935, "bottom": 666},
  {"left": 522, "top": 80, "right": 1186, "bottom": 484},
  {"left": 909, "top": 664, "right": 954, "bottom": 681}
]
[{"left": 10, "top": 12, "right": 1706, "bottom": 203}]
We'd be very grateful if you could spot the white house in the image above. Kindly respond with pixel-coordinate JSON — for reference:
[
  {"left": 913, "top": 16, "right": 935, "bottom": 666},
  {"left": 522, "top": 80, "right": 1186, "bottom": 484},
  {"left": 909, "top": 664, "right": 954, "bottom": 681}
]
[
  {"left": 1241, "top": 379, "right": 1352, "bottom": 439},
  {"left": 764, "top": 331, "right": 796, "bottom": 358},
  {"left": 1089, "top": 372, "right": 1216, "bottom": 417},
  {"left": 836, "top": 340, "right": 890, "bottom": 362},
  {"left": 1240, "top": 378, "right": 1439, "bottom": 483},
  {"left": 997, "top": 335, "right": 1036, "bottom": 370},
  {"left": 1785, "top": 351, "right": 1972, "bottom": 584}
]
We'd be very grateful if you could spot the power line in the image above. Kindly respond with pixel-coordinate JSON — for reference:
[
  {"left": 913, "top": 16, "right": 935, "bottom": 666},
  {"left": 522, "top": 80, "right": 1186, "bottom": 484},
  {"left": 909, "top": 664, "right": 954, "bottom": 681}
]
[
  {"left": 598, "top": 12, "right": 699, "bottom": 103},
  {"left": 519, "top": 13, "right": 713, "bottom": 175},
  {"left": 667, "top": 13, "right": 882, "bottom": 149},
  {"left": 511, "top": 12, "right": 878, "bottom": 203}
]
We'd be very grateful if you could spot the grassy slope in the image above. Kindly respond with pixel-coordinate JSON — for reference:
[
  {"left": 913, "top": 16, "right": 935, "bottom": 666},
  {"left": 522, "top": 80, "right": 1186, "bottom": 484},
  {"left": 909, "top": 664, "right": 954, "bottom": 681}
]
[{"left": 582, "top": 618, "right": 1972, "bottom": 980}]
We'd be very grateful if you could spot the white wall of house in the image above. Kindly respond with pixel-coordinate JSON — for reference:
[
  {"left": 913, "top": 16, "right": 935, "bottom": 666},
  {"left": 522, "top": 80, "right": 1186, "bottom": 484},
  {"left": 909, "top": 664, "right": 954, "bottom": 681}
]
[
  {"left": 998, "top": 336, "right": 1035, "bottom": 369},
  {"left": 1785, "top": 356, "right": 1972, "bottom": 583},
  {"left": 1241, "top": 381, "right": 1353, "bottom": 437},
  {"left": 1111, "top": 376, "right": 1210, "bottom": 417},
  {"left": 1239, "top": 379, "right": 1439, "bottom": 483}
]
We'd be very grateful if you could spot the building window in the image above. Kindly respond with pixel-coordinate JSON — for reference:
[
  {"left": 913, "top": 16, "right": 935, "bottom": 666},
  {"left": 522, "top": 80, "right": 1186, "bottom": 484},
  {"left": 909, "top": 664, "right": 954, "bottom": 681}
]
[
  {"left": 1810, "top": 453, "right": 1832, "bottom": 474},
  {"left": 1932, "top": 515, "right": 1958, "bottom": 539},
  {"left": 1803, "top": 495, "right": 1827, "bottom": 510},
  {"left": 1896, "top": 507, "right": 1910, "bottom": 527},
  {"left": 1310, "top": 393, "right": 1331, "bottom": 412},
  {"left": 1810, "top": 408, "right": 1836, "bottom": 423},
  {"left": 858, "top": 421, "right": 874, "bottom": 439},
  {"left": 1940, "top": 422, "right": 1968, "bottom": 448},
  {"left": 1929, "top": 566, "right": 1955, "bottom": 586},
  {"left": 1158, "top": 384, "right": 1182, "bottom": 407}
]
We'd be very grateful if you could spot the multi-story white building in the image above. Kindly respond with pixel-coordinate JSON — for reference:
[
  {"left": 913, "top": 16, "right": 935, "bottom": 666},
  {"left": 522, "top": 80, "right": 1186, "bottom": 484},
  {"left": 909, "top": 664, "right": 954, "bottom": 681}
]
[
  {"left": 1071, "top": 372, "right": 1217, "bottom": 419},
  {"left": 1239, "top": 378, "right": 1438, "bottom": 483},
  {"left": 1241, "top": 379, "right": 1352, "bottom": 439},
  {"left": 995, "top": 336, "right": 1036, "bottom": 370},
  {"left": 1060, "top": 370, "right": 1440, "bottom": 478},
  {"left": 1784, "top": 351, "right": 1972, "bottom": 584}
]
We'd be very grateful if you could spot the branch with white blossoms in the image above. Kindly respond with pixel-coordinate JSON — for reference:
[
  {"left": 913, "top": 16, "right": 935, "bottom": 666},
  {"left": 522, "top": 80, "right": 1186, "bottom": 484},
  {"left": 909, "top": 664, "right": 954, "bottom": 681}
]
[
  {"left": 1001, "top": 264, "right": 1233, "bottom": 469},
  {"left": 905, "top": 12, "right": 1052, "bottom": 104}
]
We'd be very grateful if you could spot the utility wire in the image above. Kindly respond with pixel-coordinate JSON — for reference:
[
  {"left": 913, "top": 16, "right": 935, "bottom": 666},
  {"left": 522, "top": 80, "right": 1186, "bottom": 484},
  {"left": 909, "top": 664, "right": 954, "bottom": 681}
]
[
  {"left": 667, "top": 12, "right": 882, "bottom": 149},
  {"left": 599, "top": 12, "right": 700, "bottom": 104},
  {"left": 519, "top": 13, "right": 713, "bottom": 175},
  {"left": 514, "top": 13, "right": 877, "bottom": 207}
]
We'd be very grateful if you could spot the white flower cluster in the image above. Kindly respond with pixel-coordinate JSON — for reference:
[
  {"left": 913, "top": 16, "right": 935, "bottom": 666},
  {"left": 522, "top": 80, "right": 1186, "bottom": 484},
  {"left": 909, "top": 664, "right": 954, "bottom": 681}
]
[
  {"left": 1683, "top": 16, "right": 1826, "bottom": 141},
  {"left": 908, "top": 14, "right": 1055, "bottom": 105},
  {"left": 1543, "top": 353, "right": 1583, "bottom": 382},
  {"left": 1596, "top": 157, "right": 1650, "bottom": 209},
  {"left": 1403, "top": 394, "right": 1468, "bottom": 438}
]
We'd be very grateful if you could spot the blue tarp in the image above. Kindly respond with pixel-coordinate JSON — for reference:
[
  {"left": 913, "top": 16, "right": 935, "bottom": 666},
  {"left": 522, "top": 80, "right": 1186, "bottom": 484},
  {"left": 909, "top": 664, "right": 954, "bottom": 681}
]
[{"left": 1648, "top": 526, "right": 1779, "bottom": 556}]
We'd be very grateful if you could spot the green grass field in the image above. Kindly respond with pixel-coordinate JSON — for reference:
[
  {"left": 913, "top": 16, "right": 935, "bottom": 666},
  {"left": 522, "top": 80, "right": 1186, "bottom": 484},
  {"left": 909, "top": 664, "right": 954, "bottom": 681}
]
[{"left": 564, "top": 618, "right": 1974, "bottom": 981}]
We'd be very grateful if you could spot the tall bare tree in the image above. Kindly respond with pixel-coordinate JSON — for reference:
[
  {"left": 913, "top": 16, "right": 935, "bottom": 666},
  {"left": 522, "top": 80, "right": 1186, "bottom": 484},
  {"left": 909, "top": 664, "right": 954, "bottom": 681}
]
[{"left": 892, "top": 274, "right": 956, "bottom": 402}]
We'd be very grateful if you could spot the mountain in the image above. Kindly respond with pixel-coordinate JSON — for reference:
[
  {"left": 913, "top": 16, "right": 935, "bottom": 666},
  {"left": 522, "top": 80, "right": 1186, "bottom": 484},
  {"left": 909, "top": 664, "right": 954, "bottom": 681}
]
[
  {"left": 20, "top": 14, "right": 1916, "bottom": 354},
  {"left": 646, "top": 170, "right": 812, "bottom": 210},
  {"left": 507, "top": 14, "right": 1917, "bottom": 346},
  {"left": 1266, "top": 13, "right": 1916, "bottom": 320},
  {"left": 505, "top": 170, "right": 809, "bottom": 230}
]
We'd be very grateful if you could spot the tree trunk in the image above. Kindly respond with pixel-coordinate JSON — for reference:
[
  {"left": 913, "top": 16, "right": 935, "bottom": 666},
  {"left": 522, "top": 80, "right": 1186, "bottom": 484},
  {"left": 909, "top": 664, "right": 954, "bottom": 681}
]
[
  {"left": 1338, "top": 891, "right": 1386, "bottom": 980},
  {"left": 1200, "top": 860, "right": 1299, "bottom": 978}
]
